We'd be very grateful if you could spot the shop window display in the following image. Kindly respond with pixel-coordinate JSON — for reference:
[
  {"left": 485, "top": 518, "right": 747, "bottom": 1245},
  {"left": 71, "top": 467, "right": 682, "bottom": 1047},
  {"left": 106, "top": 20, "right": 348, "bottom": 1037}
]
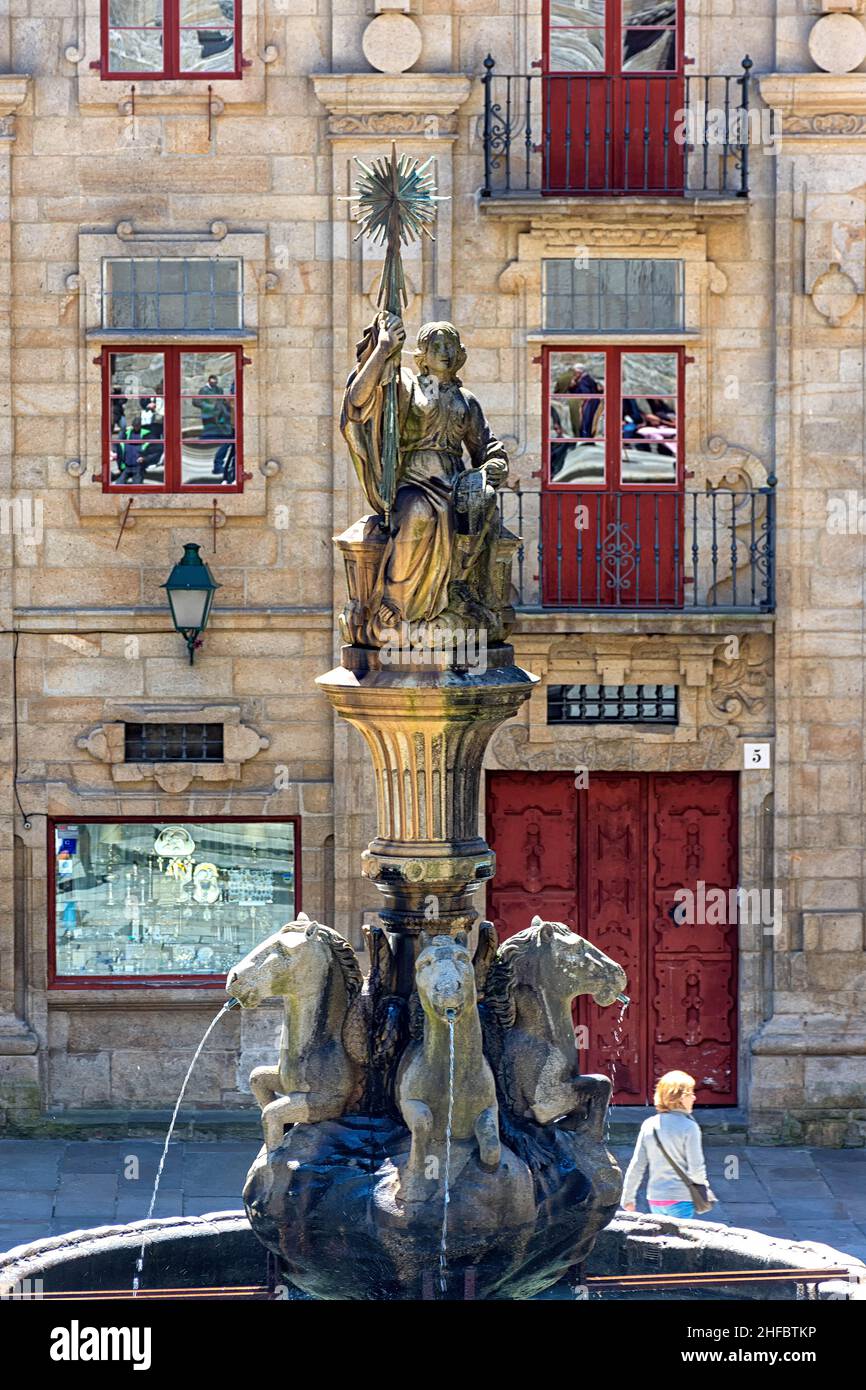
[{"left": 50, "top": 818, "right": 297, "bottom": 983}]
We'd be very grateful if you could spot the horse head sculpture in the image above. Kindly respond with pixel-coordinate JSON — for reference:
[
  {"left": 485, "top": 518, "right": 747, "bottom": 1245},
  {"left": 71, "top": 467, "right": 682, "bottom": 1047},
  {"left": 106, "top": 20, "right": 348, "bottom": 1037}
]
[{"left": 227, "top": 913, "right": 367, "bottom": 1149}]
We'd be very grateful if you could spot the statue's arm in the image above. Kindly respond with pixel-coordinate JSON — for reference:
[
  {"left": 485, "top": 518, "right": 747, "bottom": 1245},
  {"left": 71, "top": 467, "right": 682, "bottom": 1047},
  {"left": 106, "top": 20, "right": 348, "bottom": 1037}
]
[
  {"left": 464, "top": 393, "right": 509, "bottom": 487},
  {"left": 346, "top": 313, "right": 405, "bottom": 412}
]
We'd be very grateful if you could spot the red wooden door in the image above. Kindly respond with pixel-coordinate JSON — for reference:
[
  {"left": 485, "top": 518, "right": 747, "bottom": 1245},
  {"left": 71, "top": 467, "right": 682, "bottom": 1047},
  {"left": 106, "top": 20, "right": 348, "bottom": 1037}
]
[
  {"left": 543, "top": 347, "right": 684, "bottom": 608},
  {"left": 486, "top": 770, "right": 738, "bottom": 1104},
  {"left": 542, "top": 0, "right": 684, "bottom": 195}
]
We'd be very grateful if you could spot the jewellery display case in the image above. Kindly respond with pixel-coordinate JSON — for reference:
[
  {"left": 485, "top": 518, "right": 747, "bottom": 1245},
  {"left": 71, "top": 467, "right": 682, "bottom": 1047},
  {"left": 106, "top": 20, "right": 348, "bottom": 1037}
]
[{"left": 50, "top": 817, "right": 298, "bottom": 984}]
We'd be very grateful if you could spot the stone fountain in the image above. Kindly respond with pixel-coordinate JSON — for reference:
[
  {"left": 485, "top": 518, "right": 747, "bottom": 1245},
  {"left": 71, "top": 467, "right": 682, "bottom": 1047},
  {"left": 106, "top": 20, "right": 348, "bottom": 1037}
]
[
  {"left": 225, "top": 148, "right": 628, "bottom": 1300},
  {"left": 1, "top": 154, "right": 864, "bottom": 1305}
]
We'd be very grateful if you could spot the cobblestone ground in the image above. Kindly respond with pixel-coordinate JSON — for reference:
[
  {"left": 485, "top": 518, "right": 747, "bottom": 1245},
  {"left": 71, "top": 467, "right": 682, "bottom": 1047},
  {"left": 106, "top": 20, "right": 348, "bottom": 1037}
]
[{"left": 0, "top": 1139, "right": 864, "bottom": 1265}]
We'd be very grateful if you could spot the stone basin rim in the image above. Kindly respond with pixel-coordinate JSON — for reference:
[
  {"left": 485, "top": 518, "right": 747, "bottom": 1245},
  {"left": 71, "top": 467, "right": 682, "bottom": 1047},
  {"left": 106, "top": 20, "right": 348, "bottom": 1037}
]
[{"left": 1, "top": 1211, "right": 862, "bottom": 1298}]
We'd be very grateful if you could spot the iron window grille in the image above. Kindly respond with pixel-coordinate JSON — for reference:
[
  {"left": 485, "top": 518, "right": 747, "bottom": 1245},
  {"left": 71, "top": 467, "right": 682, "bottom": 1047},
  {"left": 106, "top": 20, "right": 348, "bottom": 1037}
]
[
  {"left": 103, "top": 259, "right": 242, "bottom": 332},
  {"left": 102, "top": 344, "right": 243, "bottom": 493},
  {"left": 548, "top": 684, "right": 679, "bottom": 724},
  {"left": 124, "top": 722, "right": 225, "bottom": 761},
  {"left": 543, "top": 258, "right": 685, "bottom": 334},
  {"left": 98, "top": 0, "right": 243, "bottom": 81}
]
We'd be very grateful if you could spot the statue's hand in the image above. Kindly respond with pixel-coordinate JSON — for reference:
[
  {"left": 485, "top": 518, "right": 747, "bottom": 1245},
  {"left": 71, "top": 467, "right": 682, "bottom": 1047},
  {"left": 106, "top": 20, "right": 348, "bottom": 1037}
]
[
  {"left": 377, "top": 311, "right": 406, "bottom": 357},
  {"left": 482, "top": 449, "right": 508, "bottom": 489}
]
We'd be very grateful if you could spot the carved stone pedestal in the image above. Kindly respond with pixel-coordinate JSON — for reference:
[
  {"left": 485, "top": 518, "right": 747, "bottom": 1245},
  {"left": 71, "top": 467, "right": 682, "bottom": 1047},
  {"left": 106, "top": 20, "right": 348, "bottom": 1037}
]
[{"left": 317, "top": 644, "right": 536, "bottom": 987}]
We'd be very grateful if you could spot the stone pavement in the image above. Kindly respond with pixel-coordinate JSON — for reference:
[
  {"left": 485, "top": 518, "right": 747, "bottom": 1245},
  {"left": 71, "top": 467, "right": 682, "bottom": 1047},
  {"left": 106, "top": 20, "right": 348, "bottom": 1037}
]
[{"left": 0, "top": 1138, "right": 864, "bottom": 1264}]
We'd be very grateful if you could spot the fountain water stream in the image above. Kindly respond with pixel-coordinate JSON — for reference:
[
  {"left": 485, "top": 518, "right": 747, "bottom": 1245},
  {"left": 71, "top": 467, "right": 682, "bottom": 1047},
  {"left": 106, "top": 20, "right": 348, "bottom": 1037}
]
[
  {"left": 603, "top": 997, "right": 630, "bottom": 1142},
  {"left": 438, "top": 1012, "right": 456, "bottom": 1294},
  {"left": 132, "top": 998, "right": 239, "bottom": 1295}
]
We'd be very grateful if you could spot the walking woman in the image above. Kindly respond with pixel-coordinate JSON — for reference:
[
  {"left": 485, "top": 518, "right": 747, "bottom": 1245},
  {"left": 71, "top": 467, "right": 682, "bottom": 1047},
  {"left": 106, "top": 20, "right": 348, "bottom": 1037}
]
[{"left": 621, "top": 1070, "right": 715, "bottom": 1219}]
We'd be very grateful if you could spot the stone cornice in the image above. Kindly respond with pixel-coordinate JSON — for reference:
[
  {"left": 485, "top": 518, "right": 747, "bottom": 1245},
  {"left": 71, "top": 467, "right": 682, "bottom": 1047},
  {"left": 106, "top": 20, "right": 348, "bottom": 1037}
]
[
  {"left": 760, "top": 72, "right": 866, "bottom": 133},
  {"left": 311, "top": 72, "right": 473, "bottom": 136},
  {"left": 0, "top": 74, "right": 31, "bottom": 122}
]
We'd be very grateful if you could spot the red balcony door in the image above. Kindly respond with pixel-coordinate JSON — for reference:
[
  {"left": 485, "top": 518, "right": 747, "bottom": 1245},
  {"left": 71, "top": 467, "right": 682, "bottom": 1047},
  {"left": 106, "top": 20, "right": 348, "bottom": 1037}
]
[
  {"left": 542, "top": 0, "right": 684, "bottom": 194},
  {"left": 486, "top": 771, "right": 738, "bottom": 1105},
  {"left": 541, "top": 345, "right": 684, "bottom": 607}
]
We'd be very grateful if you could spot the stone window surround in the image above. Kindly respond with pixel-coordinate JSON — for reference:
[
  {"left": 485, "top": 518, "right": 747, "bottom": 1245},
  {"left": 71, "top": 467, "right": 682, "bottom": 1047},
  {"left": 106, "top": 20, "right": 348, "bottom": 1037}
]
[
  {"left": 67, "top": 0, "right": 270, "bottom": 111},
  {"left": 70, "top": 223, "right": 278, "bottom": 522},
  {"left": 497, "top": 228, "right": 732, "bottom": 484},
  {"left": 516, "top": 637, "right": 710, "bottom": 748},
  {"left": 75, "top": 701, "right": 269, "bottom": 792}
]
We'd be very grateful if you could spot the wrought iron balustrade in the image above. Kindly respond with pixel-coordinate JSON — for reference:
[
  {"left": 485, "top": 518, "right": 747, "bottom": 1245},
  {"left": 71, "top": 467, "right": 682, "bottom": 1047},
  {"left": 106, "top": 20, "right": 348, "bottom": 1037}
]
[
  {"left": 480, "top": 56, "right": 755, "bottom": 198},
  {"left": 497, "top": 484, "right": 776, "bottom": 612}
]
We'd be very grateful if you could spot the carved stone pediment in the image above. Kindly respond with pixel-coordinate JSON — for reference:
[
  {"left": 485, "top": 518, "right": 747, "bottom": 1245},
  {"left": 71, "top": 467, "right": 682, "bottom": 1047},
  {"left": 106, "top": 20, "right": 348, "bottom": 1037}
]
[{"left": 76, "top": 703, "right": 268, "bottom": 792}]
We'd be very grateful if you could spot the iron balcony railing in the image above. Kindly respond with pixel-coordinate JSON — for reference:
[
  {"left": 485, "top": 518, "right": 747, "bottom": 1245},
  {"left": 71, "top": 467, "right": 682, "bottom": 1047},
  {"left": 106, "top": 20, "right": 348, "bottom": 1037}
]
[
  {"left": 480, "top": 55, "right": 754, "bottom": 198},
  {"left": 497, "top": 484, "right": 776, "bottom": 612}
]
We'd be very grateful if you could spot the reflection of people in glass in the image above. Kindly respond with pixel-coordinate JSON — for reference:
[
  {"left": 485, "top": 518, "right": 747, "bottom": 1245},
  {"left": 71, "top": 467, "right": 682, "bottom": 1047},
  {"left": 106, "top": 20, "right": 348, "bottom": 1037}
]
[
  {"left": 115, "top": 394, "right": 164, "bottom": 483},
  {"left": 196, "top": 0, "right": 235, "bottom": 64},
  {"left": 193, "top": 373, "right": 234, "bottom": 478},
  {"left": 551, "top": 362, "right": 604, "bottom": 477},
  {"left": 623, "top": 395, "right": 676, "bottom": 455}
]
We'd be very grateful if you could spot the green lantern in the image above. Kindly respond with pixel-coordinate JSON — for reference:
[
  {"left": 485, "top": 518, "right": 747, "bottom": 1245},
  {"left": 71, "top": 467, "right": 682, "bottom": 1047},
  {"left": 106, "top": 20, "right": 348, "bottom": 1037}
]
[{"left": 162, "top": 543, "right": 220, "bottom": 664}]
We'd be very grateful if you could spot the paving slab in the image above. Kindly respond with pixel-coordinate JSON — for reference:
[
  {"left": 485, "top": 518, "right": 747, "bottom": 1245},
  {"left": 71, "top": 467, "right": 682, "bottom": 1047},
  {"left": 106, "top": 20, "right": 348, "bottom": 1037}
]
[
  {"left": 0, "top": 1146, "right": 64, "bottom": 1190},
  {"left": 0, "top": 1224, "right": 50, "bottom": 1256},
  {"left": 115, "top": 1189, "right": 184, "bottom": 1221},
  {"left": 182, "top": 1195, "right": 245, "bottom": 1216},
  {"left": 0, "top": 1191, "right": 55, "bottom": 1220}
]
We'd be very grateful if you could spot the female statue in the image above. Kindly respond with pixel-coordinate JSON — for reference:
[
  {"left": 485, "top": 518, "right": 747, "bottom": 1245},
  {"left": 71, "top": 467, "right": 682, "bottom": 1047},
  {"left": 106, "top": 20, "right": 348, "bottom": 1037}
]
[{"left": 340, "top": 311, "right": 510, "bottom": 644}]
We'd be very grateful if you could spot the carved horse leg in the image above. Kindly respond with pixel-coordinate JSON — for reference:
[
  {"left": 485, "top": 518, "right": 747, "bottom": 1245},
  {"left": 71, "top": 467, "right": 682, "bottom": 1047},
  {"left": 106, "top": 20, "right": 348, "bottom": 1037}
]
[
  {"left": 250, "top": 1064, "right": 281, "bottom": 1110},
  {"left": 400, "top": 1097, "right": 433, "bottom": 1197},
  {"left": 474, "top": 1105, "right": 501, "bottom": 1171},
  {"left": 571, "top": 1074, "right": 612, "bottom": 1141},
  {"left": 261, "top": 1092, "right": 317, "bottom": 1150}
]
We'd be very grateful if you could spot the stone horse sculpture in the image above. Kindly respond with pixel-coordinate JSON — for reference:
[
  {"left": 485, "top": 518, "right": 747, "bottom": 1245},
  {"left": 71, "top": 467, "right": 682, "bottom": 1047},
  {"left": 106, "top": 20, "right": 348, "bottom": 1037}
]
[
  {"left": 490, "top": 916, "right": 627, "bottom": 1139},
  {"left": 226, "top": 913, "right": 367, "bottom": 1149},
  {"left": 397, "top": 931, "right": 500, "bottom": 1201}
]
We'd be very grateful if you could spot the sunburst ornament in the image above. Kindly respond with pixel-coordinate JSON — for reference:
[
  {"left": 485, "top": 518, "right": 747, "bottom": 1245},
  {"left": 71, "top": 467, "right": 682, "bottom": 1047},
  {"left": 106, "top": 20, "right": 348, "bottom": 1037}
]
[{"left": 350, "top": 143, "right": 444, "bottom": 314}]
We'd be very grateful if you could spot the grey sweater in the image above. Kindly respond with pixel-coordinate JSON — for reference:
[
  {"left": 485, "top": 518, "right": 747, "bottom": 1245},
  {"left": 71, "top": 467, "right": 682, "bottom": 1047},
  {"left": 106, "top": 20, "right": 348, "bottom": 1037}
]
[{"left": 621, "top": 1111, "right": 710, "bottom": 1207}]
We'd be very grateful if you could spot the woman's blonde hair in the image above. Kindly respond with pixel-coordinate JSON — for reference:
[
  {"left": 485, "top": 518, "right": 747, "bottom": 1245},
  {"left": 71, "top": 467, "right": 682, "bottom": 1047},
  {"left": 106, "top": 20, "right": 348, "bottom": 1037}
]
[{"left": 654, "top": 1070, "right": 696, "bottom": 1112}]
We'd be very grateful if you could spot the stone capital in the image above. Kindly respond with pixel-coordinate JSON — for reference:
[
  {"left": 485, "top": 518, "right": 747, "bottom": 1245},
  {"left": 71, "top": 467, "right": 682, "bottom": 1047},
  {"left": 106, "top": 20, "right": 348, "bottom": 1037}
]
[
  {"left": 311, "top": 72, "right": 473, "bottom": 139},
  {"left": 0, "top": 75, "right": 30, "bottom": 133},
  {"left": 761, "top": 73, "right": 866, "bottom": 138}
]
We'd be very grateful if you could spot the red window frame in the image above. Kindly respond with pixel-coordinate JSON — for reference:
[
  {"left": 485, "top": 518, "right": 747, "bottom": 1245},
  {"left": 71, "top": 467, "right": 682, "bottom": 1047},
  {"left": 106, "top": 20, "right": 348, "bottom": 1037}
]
[
  {"left": 48, "top": 815, "right": 302, "bottom": 990},
  {"left": 542, "top": 0, "right": 683, "bottom": 78},
  {"left": 98, "top": 0, "right": 244, "bottom": 81},
  {"left": 102, "top": 344, "right": 245, "bottom": 494},
  {"left": 543, "top": 344, "right": 684, "bottom": 491}
]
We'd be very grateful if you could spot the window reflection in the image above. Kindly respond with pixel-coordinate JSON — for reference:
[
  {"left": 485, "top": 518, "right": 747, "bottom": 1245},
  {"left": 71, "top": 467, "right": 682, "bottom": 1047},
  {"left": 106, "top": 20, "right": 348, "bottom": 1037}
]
[
  {"left": 109, "top": 352, "right": 166, "bottom": 487},
  {"left": 621, "top": 351, "right": 677, "bottom": 482},
  {"left": 180, "top": 352, "right": 237, "bottom": 485},
  {"left": 622, "top": 1, "right": 677, "bottom": 72},
  {"left": 179, "top": 0, "right": 236, "bottom": 73},
  {"left": 108, "top": 0, "right": 165, "bottom": 73},
  {"left": 53, "top": 820, "right": 296, "bottom": 979},
  {"left": 549, "top": 352, "right": 607, "bottom": 482}
]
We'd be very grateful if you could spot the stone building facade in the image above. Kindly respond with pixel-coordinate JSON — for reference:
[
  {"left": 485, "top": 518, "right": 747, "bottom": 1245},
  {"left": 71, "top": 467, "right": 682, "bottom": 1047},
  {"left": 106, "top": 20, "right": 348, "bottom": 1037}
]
[{"left": 0, "top": 0, "right": 863, "bottom": 1144}]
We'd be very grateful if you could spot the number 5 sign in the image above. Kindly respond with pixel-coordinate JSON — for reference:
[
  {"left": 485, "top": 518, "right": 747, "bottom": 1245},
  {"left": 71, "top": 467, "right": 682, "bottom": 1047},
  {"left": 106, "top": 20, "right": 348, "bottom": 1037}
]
[{"left": 743, "top": 742, "right": 771, "bottom": 769}]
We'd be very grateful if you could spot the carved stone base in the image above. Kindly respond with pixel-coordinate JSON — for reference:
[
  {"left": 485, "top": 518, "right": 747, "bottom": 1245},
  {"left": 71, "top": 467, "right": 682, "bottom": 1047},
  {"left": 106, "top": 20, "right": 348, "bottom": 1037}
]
[{"left": 243, "top": 1108, "right": 621, "bottom": 1300}]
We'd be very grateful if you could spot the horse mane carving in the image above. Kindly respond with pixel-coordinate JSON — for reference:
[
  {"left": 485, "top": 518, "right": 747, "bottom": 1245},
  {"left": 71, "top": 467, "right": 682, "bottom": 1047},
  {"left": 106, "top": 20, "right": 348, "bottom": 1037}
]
[{"left": 311, "top": 921, "right": 364, "bottom": 1004}]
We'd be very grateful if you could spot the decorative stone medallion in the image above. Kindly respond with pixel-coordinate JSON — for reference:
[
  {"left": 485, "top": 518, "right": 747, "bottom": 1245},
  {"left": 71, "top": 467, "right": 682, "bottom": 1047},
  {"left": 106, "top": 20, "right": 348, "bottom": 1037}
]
[
  {"left": 361, "top": 14, "right": 423, "bottom": 74},
  {"left": 808, "top": 14, "right": 866, "bottom": 74}
]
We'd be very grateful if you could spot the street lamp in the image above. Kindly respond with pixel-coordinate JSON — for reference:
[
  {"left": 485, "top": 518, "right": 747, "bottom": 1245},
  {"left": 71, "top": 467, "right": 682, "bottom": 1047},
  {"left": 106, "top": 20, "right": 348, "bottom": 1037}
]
[{"left": 162, "top": 542, "right": 220, "bottom": 664}]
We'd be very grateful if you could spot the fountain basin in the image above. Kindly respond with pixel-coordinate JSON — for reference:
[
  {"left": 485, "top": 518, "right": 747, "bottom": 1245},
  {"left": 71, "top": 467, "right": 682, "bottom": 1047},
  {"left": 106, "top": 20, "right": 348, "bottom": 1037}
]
[{"left": 1, "top": 1211, "right": 861, "bottom": 1300}]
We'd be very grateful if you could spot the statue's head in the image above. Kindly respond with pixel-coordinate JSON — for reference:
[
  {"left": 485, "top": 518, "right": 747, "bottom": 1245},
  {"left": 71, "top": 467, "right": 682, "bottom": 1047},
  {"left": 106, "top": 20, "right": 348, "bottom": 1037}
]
[
  {"left": 225, "top": 913, "right": 363, "bottom": 1009},
  {"left": 414, "top": 930, "right": 476, "bottom": 1021},
  {"left": 415, "top": 322, "right": 466, "bottom": 384}
]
